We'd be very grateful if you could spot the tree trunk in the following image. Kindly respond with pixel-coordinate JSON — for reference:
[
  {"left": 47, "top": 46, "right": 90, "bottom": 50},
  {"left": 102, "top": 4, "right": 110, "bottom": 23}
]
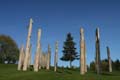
[
  {"left": 8, "top": 60, "right": 10, "bottom": 64},
  {"left": 70, "top": 61, "right": 72, "bottom": 68}
]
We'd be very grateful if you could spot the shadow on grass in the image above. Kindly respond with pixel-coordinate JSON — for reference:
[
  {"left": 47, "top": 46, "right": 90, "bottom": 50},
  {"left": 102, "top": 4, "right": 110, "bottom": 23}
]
[
  {"left": 101, "top": 72, "right": 119, "bottom": 76},
  {"left": 64, "top": 70, "right": 72, "bottom": 74},
  {"left": 90, "top": 71, "right": 120, "bottom": 76},
  {"left": 56, "top": 69, "right": 72, "bottom": 74},
  {"left": 57, "top": 70, "right": 63, "bottom": 73}
]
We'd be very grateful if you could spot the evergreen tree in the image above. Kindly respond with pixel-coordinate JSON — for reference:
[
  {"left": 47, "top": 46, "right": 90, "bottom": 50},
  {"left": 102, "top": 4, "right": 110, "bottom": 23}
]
[{"left": 60, "top": 33, "right": 78, "bottom": 68}]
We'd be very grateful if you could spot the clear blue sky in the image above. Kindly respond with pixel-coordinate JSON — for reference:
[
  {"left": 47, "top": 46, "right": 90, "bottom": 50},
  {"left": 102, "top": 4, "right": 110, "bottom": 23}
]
[{"left": 0, "top": 0, "right": 120, "bottom": 67}]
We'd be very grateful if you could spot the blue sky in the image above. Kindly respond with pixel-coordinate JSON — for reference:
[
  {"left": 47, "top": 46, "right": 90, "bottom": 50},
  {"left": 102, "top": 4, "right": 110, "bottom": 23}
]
[{"left": 0, "top": 0, "right": 120, "bottom": 67}]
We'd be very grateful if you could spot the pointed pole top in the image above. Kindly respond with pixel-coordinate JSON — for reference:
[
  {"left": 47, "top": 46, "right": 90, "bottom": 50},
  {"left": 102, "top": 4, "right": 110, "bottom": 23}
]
[
  {"left": 80, "top": 28, "right": 84, "bottom": 33},
  {"left": 96, "top": 27, "right": 100, "bottom": 33},
  {"left": 48, "top": 44, "right": 51, "bottom": 49},
  {"left": 56, "top": 41, "right": 58, "bottom": 45},
  {"left": 55, "top": 41, "right": 58, "bottom": 48},
  {"left": 106, "top": 46, "right": 109, "bottom": 49},
  {"left": 38, "top": 28, "right": 42, "bottom": 33},
  {"left": 96, "top": 27, "right": 100, "bottom": 39},
  {"left": 80, "top": 27, "right": 84, "bottom": 40},
  {"left": 30, "top": 18, "right": 33, "bottom": 24},
  {"left": 21, "top": 44, "right": 24, "bottom": 48}
]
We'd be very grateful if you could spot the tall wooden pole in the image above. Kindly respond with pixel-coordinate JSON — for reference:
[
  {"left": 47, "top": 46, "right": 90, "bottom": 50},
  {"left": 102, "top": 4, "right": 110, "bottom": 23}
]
[
  {"left": 84, "top": 42, "right": 87, "bottom": 72},
  {"left": 80, "top": 28, "right": 85, "bottom": 75},
  {"left": 39, "top": 46, "right": 42, "bottom": 69},
  {"left": 34, "top": 29, "right": 41, "bottom": 72},
  {"left": 54, "top": 41, "right": 58, "bottom": 72},
  {"left": 107, "top": 46, "right": 112, "bottom": 72},
  {"left": 95, "top": 27, "right": 101, "bottom": 74},
  {"left": 28, "top": 44, "right": 32, "bottom": 68},
  {"left": 47, "top": 44, "right": 51, "bottom": 70},
  {"left": 18, "top": 44, "right": 24, "bottom": 70},
  {"left": 23, "top": 18, "right": 33, "bottom": 71}
]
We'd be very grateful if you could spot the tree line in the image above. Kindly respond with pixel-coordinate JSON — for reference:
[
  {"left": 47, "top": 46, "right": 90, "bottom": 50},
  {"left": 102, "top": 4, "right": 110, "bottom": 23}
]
[
  {"left": 0, "top": 33, "right": 119, "bottom": 72},
  {"left": 90, "top": 59, "right": 120, "bottom": 71}
]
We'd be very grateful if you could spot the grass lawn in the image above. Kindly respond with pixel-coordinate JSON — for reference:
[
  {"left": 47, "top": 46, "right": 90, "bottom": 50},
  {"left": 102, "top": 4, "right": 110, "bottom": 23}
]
[{"left": 0, "top": 64, "right": 120, "bottom": 80}]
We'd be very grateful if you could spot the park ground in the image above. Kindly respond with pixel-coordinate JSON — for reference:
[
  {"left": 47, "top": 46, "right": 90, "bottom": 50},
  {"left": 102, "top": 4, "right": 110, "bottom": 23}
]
[{"left": 0, "top": 64, "right": 120, "bottom": 80}]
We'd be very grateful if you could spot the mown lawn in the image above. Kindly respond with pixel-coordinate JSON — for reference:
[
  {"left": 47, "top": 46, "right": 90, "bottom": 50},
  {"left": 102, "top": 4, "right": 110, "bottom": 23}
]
[{"left": 0, "top": 64, "right": 120, "bottom": 80}]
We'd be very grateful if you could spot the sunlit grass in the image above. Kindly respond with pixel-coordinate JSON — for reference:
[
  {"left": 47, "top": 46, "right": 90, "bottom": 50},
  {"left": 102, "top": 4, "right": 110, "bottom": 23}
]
[{"left": 0, "top": 64, "right": 120, "bottom": 80}]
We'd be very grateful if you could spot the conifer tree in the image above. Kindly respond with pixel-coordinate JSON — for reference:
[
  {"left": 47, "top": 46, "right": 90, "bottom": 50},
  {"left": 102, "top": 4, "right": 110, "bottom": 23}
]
[{"left": 60, "top": 33, "right": 78, "bottom": 68}]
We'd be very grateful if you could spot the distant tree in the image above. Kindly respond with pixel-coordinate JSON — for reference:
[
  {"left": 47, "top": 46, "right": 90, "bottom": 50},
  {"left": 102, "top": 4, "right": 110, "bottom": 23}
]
[
  {"left": 101, "top": 59, "right": 109, "bottom": 71},
  {"left": 90, "top": 59, "right": 109, "bottom": 71},
  {"left": 114, "top": 59, "right": 120, "bottom": 71},
  {"left": 90, "top": 59, "right": 120, "bottom": 72},
  {"left": 90, "top": 61, "right": 95, "bottom": 71},
  {"left": 0, "top": 35, "right": 19, "bottom": 64},
  {"left": 60, "top": 33, "right": 78, "bottom": 68}
]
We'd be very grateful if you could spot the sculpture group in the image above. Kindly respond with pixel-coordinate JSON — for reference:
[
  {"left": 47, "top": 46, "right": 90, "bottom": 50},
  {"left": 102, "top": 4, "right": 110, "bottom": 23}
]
[{"left": 18, "top": 18, "right": 112, "bottom": 75}]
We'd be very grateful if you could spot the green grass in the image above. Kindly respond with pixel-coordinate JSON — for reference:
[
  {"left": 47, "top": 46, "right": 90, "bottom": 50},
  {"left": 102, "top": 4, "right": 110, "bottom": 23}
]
[{"left": 0, "top": 64, "right": 120, "bottom": 80}]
